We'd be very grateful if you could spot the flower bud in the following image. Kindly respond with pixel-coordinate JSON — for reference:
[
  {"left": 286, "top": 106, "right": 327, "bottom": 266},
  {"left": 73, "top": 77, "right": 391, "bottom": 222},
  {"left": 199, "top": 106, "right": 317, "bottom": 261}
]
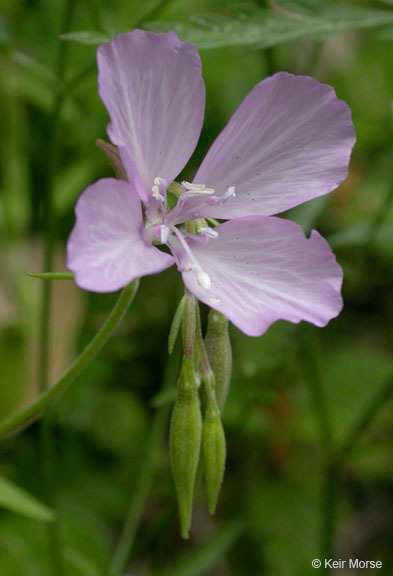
[
  {"left": 204, "top": 310, "right": 232, "bottom": 410},
  {"left": 169, "top": 356, "right": 202, "bottom": 539},
  {"left": 96, "top": 139, "right": 127, "bottom": 181},
  {"left": 182, "top": 291, "right": 197, "bottom": 357},
  {"left": 202, "top": 397, "right": 226, "bottom": 515}
]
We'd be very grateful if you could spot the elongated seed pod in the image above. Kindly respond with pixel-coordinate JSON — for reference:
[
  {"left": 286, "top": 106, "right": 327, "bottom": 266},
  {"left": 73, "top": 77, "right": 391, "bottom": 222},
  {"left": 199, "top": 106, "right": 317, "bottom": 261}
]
[
  {"left": 205, "top": 310, "right": 232, "bottom": 410},
  {"left": 169, "top": 356, "right": 202, "bottom": 539},
  {"left": 202, "top": 397, "right": 226, "bottom": 515}
]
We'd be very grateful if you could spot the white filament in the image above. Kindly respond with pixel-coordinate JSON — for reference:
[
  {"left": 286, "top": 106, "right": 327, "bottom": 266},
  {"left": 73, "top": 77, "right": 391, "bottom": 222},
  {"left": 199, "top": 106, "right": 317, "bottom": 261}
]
[
  {"left": 181, "top": 181, "right": 215, "bottom": 197},
  {"left": 169, "top": 225, "right": 211, "bottom": 291},
  {"left": 198, "top": 226, "right": 218, "bottom": 239}
]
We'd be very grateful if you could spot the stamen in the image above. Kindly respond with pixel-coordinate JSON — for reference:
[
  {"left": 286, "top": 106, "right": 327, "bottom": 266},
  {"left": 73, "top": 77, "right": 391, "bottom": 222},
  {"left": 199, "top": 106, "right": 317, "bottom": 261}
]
[
  {"left": 221, "top": 186, "right": 236, "bottom": 203},
  {"left": 152, "top": 177, "right": 167, "bottom": 203},
  {"left": 181, "top": 181, "right": 215, "bottom": 197},
  {"left": 168, "top": 225, "right": 212, "bottom": 291},
  {"left": 198, "top": 226, "right": 218, "bottom": 239},
  {"left": 206, "top": 185, "right": 236, "bottom": 206}
]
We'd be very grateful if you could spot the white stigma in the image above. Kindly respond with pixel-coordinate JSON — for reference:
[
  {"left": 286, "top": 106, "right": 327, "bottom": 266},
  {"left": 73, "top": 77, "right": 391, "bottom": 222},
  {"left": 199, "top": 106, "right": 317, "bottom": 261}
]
[{"left": 196, "top": 269, "right": 211, "bottom": 290}]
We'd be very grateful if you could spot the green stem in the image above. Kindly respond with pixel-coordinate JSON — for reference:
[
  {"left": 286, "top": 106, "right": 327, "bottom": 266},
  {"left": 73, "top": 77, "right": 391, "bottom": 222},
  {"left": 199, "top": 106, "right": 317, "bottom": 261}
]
[
  {"left": 300, "top": 326, "right": 335, "bottom": 572},
  {"left": 337, "top": 373, "right": 393, "bottom": 462},
  {"left": 321, "top": 457, "right": 338, "bottom": 571},
  {"left": 66, "top": 60, "right": 97, "bottom": 95},
  {"left": 39, "top": 3, "right": 76, "bottom": 574},
  {"left": 256, "top": 0, "right": 275, "bottom": 76},
  {"left": 0, "top": 281, "right": 139, "bottom": 439},
  {"left": 109, "top": 414, "right": 164, "bottom": 576},
  {"left": 301, "top": 331, "right": 393, "bottom": 573},
  {"left": 300, "top": 326, "right": 333, "bottom": 453},
  {"left": 40, "top": 0, "right": 75, "bottom": 390},
  {"left": 86, "top": 0, "right": 103, "bottom": 29},
  {"left": 109, "top": 347, "right": 181, "bottom": 575},
  {"left": 365, "top": 181, "right": 393, "bottom": 252},
  {"left": 140, "top": 0, "right": 174, "bottom": 23},
  {"left": 320, "top": 373, "right": 393, "bottom": 573},
  {"left": 306, "top": 40, "right": 323, "bottom": 76}
]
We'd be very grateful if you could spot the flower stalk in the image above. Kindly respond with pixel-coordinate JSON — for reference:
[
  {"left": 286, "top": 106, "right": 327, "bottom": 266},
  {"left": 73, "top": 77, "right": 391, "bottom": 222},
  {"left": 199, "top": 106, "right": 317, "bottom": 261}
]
[{"left": 0, "top": 281, "right": 139, "bottom": 438}]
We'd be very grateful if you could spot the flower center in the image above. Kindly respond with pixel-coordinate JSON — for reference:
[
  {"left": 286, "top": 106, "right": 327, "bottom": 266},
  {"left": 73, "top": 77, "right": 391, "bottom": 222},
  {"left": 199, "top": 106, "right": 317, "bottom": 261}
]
[
  {"left": 163, "top": 224, "right": 212, "bottom": 291},
  {"left": 149, "top": 176, "right": 235, "bottom": 292},
  {"left": 152, "top": 176, "right": 168, "bottom": 204}
]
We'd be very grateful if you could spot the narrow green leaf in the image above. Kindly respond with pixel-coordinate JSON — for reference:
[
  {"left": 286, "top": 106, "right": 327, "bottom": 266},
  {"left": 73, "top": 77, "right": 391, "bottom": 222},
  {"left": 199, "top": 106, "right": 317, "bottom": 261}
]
[
  {"left": 376, "top": 25, "right": 393, "bottom": 40},
  {"left": 145, "top": 2, "right": 393, "bottom": 50},
  {"left": 60, "top": 30, "right": 112, "bottom": 45},
  {"left": 0, "top": 281, "right": 139, "bottom": 438},
  {"left": 11, "top": 51, "right": 64, "bottom": 92},
  {"left": 0, "top": 475, "right": 55, "bottom": 522},
  {"left": 27, "top": 271, "right": 74, "bottom": 280},
  {"left": 0, "top": 13, "right": 10, "bottom": 53},
  {"left": 151, "top": 386, "right": 177, "bottom": 408},
  {"left": 372, "top": 0, "right": 393, "bottom": 5},
  {"left": 158, "top": 520, "right": 243, "bottom": 576},
  {"left": 168, "top": 295, "right": 186, "bottom": 355}
]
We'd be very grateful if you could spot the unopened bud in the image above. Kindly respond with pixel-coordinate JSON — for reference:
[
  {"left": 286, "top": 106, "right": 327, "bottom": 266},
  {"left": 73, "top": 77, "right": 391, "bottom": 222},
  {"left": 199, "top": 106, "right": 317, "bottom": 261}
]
[
  {"left": 202, "top": 398, "right": 226, "bottom": 515},
  {"left": 169, "top": 356, "right": 202, "bottom": 539},
  {"left": 182, "top": 291, "right": 197, "bottom": 357},
  {"left": 205, "top": 310, "right": 232, "bottom": 410},
  {"left": 96, "top": 139, "right": 127, "bottom": 181}
]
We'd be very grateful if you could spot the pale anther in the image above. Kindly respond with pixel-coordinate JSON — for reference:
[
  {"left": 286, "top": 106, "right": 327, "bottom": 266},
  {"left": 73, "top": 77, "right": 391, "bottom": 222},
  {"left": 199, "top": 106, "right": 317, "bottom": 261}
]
[
  {"left": 181, "top": 181, "right": 215, "bottom": 196},
  {"left": 196, "top": 269, "right": 211, "bottom": 290},
  {"left": 152, "top": 185, "right": 164, "bottom": 201},
  {"left": 152, "top": 176, "right": 167, "bottom": 202},
  {"left": 199, "top": 226, "right": 218, "bottom": 239},
  {"left": 222, "top": 186, "right": 236, "bottom": 203},
  {"left": 206, "top": 186, "right": 236, "bottom": 206}
]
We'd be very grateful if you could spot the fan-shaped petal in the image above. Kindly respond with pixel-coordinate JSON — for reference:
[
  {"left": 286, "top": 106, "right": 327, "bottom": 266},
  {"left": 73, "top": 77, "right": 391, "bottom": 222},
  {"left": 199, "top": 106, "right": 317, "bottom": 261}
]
[
  {"left": 177, "top": 72, "right": 355, "bottom": 222},
  {"left": 170, "top": 216, "right": 343, "bottom": 336},
  {"left": 97, "top": 30, "right": 205, "bottom": 204},
  {"left": 67, "top": 179, "right": 174, "bottom": 292}
]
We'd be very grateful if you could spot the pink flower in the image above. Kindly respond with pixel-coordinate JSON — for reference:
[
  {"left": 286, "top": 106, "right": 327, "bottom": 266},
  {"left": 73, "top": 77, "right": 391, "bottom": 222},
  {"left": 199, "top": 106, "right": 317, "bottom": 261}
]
[{"left": 67, "top": 30, "right": 355, "bottom": 337}]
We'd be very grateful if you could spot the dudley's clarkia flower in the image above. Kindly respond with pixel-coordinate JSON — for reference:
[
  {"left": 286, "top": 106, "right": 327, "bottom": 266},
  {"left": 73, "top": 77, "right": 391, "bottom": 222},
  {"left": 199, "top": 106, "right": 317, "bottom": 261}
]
[{"left": 67, "top": 30, "right": 355, "bottom": 336}]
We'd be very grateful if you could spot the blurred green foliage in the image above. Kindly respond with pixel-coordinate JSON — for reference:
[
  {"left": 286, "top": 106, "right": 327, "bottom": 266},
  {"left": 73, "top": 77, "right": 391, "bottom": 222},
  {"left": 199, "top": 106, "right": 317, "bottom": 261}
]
[{"left": 0, "top": 0, "right": 392, "bottom": 575}]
